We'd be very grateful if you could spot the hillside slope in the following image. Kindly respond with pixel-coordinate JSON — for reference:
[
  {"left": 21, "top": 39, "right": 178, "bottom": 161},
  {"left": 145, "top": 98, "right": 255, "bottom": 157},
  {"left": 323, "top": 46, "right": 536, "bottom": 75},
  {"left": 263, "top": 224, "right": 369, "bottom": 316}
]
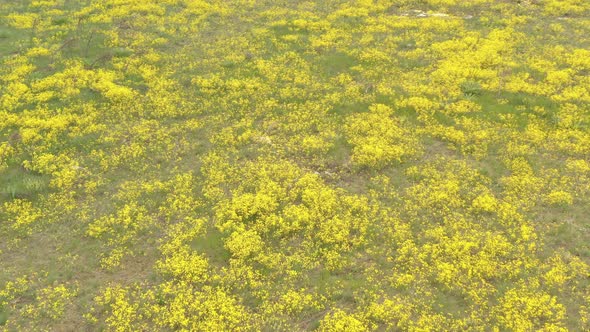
[{"left": 1, "top": 0, "right": 590, "bottom": 330}]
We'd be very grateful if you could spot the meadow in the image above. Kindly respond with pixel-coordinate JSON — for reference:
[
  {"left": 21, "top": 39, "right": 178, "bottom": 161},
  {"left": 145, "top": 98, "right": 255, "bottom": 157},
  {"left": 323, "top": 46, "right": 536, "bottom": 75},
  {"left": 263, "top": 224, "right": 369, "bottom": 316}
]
[{"left": 1, "top": 0, "right": 590, "bottom": 330}]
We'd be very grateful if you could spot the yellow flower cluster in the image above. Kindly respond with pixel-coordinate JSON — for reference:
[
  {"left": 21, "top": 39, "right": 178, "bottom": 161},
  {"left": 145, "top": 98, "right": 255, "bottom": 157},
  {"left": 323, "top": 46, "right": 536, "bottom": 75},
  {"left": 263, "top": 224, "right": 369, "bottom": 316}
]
[
  {"left": 1, "top": 0, "right": 589, "bottom": 330},
  {"left": 345, "top": 104, "right": 420, "bottom": 168}
]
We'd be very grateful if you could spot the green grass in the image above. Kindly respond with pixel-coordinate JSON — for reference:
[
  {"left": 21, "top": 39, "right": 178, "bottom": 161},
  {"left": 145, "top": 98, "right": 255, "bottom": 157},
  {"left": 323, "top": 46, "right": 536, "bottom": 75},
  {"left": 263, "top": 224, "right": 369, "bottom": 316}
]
[
  {"left": 1, "top": 0, "right": 590, "bottom": 330},
  {"left": 190, "top": 227, "right": 231, "bottom": 267},
  {"left": 0, "top": 26, "right": 27, "bottom": 57},
  {"left": 0, "top": 166, "right": 50, "bottom": 200},
  {"left": 0, "top": 307, "right": 8, "bottom": 326},
  {"left": 318, "top": 52, "right": 357, "bottom": 76}
]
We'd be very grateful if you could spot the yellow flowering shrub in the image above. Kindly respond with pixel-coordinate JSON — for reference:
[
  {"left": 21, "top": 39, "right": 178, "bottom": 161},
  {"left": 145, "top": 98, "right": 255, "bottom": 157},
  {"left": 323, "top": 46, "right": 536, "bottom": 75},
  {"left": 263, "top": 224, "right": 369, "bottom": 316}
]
[
  {"left": 1, "top": 0, "right": 589, "bottom": 330},
  {"left": 544, "top": 190, "right": 574, "bottom": 206},
  {"left": 153, "top": 284, "right": 254, "bottom": 331},
  {"left": 319, "top": 309, "right": 368, "bottom": 332},
  {"left": 495, "top": 284, "right": 567, "bottom": 331},
  {"left": 2, "top": 199, "right": 42, "bottom": 236},
  {"left": 0, "top": 276, "right": 32, "bottom": 308},
  {"left": 471, "top": 193, "right": 499, "bottom": 213},
  {"left": 156, "top": 248, "right": 209, "bottom": 283},
  {"left": 23, "top": 284, "right": 78, "bottom": 320},
  {"left": 6, "top": 13, "right": 39, "bottom": 29},
  {"left": 94, "top": 286, "right": 143, "bottom": 332},
  {"left": 543, "top": 0, "right": 590, "bottom": 16},
  {"left": 225, "top": 229, "right": 264, "bottom": 259},
  {"left": 345, "top": 104, "right": 420, "bottom": 168}
]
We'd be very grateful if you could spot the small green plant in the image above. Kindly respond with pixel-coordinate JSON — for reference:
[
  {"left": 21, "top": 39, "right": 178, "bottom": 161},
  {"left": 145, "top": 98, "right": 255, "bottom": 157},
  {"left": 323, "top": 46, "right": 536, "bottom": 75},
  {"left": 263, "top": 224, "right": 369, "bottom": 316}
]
[
  {"left": 0, "top": 307, "right": 8, "bottom": 326},
  {"left": 460, "top": 80, "right": 483, "bottom": 97}
]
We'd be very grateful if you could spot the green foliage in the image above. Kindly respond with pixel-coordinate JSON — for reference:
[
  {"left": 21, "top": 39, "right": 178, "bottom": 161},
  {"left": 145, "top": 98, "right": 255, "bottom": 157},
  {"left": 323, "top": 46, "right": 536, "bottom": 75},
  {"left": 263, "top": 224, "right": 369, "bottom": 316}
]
[{"left": 1, "top": 0, "right": 589, "bottom": 331}]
